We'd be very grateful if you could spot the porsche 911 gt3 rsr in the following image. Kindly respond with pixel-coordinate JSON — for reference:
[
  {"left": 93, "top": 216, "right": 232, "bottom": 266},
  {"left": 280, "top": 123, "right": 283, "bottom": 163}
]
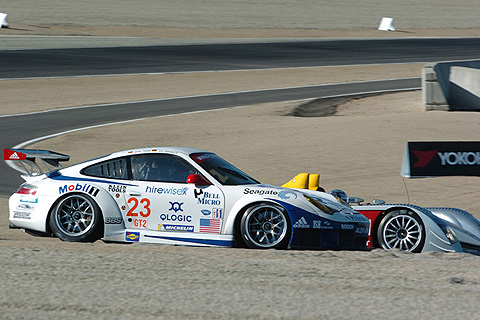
[
  {"left": 283, "top": 173, "right": 480, "bottom": 254},
  {"left": 5, "top": 148, "right": 370, "bottom": 250}
]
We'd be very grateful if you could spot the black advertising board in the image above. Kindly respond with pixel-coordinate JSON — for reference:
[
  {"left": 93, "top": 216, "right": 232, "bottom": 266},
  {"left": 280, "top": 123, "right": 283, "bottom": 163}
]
[{"left": 401, "top": 141, "right": 480, "bottom": 178}]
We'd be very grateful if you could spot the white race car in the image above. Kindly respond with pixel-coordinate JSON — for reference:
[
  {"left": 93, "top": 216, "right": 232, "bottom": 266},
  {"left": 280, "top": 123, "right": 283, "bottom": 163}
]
[{"left": 5, "top": 147, "right": 370, "bottom": 250}]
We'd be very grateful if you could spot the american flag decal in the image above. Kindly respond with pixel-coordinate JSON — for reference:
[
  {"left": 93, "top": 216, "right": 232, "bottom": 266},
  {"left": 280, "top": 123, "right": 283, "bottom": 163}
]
[{"left": 200, "top": 219, "right": 221, "bottom": 233}]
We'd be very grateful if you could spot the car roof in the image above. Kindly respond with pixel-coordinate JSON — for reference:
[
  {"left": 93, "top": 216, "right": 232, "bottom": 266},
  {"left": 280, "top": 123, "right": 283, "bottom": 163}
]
[{"left": 110, "top": 147, "right": 210, "bottom": 158}]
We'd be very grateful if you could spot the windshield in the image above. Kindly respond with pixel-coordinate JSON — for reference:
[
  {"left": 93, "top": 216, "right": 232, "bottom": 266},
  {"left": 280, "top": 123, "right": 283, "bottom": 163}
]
[{"left": 190, "top": 153, "right": 260, "bottom": 185}]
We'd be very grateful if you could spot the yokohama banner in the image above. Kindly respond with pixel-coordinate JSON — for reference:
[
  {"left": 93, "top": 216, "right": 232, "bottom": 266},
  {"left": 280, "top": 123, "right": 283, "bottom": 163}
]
[{"left": 401, "top": 141, "right": 480, "bottom": 178}]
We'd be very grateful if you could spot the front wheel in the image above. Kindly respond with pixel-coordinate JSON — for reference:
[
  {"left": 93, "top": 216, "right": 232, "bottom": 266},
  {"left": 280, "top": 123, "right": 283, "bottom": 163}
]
[
  {"left": 377, "top": 209, "right": 425, "bottom": 252},
  {"left": 49, "top": 194, "right": 103, "bottom": 242},
  {"left": 240, "top": 203, "right": 290, "bottom": 249}
]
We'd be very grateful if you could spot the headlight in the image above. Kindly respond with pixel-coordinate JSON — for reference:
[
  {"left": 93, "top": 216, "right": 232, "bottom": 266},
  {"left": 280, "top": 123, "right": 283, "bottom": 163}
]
[
  {"left": 444, "top": 226, "right": 458, "bottom": 243},
  {"left": 439, "top": 223, "right": 458, "bottom": 244},
  {"left": 304, "top": 195, "right": 333, "bottom": 215}
]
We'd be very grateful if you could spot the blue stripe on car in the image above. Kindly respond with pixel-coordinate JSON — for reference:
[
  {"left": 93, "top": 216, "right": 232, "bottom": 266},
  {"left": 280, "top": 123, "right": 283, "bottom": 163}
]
[
  {"left": 47, "top": 171, "right": 136, "bottom": 186},
  {"left": 144, "top": 235, "right": 233, "bottom": 247}
]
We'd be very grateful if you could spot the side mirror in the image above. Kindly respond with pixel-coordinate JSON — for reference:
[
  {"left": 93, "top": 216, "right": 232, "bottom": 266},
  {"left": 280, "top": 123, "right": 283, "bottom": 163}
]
[
  {"left": 346, "top": 196, "right": 364, "bottom": 205},
  {"left": 329, "top": 189, "right": 348, "bottom": 202},
  {"left": 186, "top": 174, "right": 212, "bottom": 186}
]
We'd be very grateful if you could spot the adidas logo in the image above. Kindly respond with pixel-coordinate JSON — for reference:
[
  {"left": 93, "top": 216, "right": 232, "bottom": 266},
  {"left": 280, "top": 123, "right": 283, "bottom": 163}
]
[
  {"left": 9, "top": 152, "right": 20, "bottom": 160},
  {"left": 293, "top": 217, "right": 310, "bottom": 229}
]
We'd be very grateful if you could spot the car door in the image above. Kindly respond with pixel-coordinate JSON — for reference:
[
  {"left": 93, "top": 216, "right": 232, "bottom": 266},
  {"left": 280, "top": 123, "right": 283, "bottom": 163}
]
[{"left": 123, "top": 153, "right": 225, "bottom": 235}]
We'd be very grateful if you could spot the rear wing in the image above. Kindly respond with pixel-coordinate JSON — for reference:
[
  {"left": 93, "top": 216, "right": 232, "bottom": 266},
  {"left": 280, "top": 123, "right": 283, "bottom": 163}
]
[{"left": 4, "top": 148, "right": 70, "bottom": 177}]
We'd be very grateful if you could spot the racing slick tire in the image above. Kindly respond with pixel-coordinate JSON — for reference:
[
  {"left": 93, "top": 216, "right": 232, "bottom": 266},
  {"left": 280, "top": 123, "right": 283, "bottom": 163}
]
[
  {"left": 377, "top": 209, "right": 426, "bottom": 253},
  {"left": 49, "top": 193, "right": 104, "bottom": 242},
  {"left": 240, "top": 203, "right": 291, "bottom": 249}
]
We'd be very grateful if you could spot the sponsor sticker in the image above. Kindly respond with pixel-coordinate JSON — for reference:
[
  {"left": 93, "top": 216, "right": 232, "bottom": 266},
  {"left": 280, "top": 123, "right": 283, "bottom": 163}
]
[
  {"left": 212, "top": 208, "right": 223, "bottom": 219},
  {"left": 355, "top": 227, "right": 369, "bottom": 234},
  {"left": 125, "top": 231, "right": 140, "bottom": 242},
  {"left": 293, "top": 217, "right": 310, "bottom": 229},
  {"left": 145, "top": 186, "right": 188, "bottom": 196},
  {"left": 313, "top": 220, "right": 333, "bottom": 229},
  {"left": 403, "top": 141, "right": 480, "bottom": 177},
  {"left": 16, "top": 204, "right": 33, "bottom": 211},
  {"left": 4, "top": 149, "right": 26, "bottom": 160},
  {"left": 278, "top": 190, "right": 297, "bottom": 200},
  {"left": 158, "top": 224, "right": 194, "bottom": 232},
  {"left": 105, "top": 217, "right": 123, "bottom": 224},
  {"left": 194, "top": 189, "right": 221, "bottom": 206},
  {"left": 20, "top": 196, "right": 38, "bottom": 203},
  {"left": 59, "top": 183, "right": 99, "bottom": 197},
  {"left": 191, "top": 153, "right": 217, "bottom": 163},
  {"left": 243, "top": 188, "right": 278, "bottom": 196},
  {"left": 160, "top": 213, "right": 192, "bottom": 222},
  {"left": 13, "top": 211, "right": 31, "bottom": 219},
  {"left": 108, "top": 185, "right": 126, "bottom": 193},
  {"left": 169, "top": 202, "right": 184, "bottom": 213}
]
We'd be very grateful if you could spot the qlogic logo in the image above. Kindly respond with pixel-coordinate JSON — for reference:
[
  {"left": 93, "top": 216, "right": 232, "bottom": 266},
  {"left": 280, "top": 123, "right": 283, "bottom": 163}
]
[{"left": 407, "top": 142, "right": 480, "bottom": 177}]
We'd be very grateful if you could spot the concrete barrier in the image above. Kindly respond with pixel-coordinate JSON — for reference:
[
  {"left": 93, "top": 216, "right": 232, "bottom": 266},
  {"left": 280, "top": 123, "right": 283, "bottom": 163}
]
[
  {"left": 423, "top": 60, "right": 480, "bottom": 111},
  {"left": 422, "top": 64, "right": 448, "bottom": 110}
]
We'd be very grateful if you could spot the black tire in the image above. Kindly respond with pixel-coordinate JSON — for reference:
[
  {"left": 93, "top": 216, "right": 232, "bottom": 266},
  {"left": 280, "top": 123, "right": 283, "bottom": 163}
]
[
  {"left": 377, "top": 209, "right": 425, "bottom": 253},
  {"left": 240, "top": 203, "right": 290, "bottom": 249},
  {"left": 49, "top": 193, "right": 103, "bottom": 242}
]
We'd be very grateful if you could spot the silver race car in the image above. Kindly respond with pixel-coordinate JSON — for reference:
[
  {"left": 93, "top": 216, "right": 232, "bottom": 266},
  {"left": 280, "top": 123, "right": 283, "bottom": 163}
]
[
  {"left": 5, "top": 148, "right": 370, "bottom": 250},
  {"left": 283, "top": 173, "right": 480, "bottom": 254}
]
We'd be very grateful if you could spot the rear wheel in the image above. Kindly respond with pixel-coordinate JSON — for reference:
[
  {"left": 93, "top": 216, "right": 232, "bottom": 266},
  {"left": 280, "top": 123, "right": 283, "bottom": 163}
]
[
  {"left": 49, "top": 194, "right": 103, "bottom": 242},
  {"left": 377, "top": 209, "right": 425, "bottom": 252},
  {"left": 240, "top": 203, "right": 290, "bottom": 249}
]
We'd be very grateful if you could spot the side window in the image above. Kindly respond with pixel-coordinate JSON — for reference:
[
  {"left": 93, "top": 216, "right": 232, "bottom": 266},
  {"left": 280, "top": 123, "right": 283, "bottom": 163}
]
[
  {"left": 82, "top": 157, "right": 130, "bottom": 179},
  {"left": 131, "top": 154, "right": 197, "bottom": 183}
]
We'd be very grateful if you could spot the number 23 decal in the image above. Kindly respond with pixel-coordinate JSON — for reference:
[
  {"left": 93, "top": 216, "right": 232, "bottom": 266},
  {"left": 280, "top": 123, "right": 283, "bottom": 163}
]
[{"left": 126, "top": 197, "right": 151, "bottom": 217}]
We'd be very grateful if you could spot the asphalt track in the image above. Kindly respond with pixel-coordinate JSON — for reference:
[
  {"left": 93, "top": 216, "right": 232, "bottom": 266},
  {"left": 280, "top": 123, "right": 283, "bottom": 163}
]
[
  {"left": 2, "top": 38, "right": 480, "bottom": 78},
  {"left": 1, "top": 38, "right": 480, "bottom": 195}
]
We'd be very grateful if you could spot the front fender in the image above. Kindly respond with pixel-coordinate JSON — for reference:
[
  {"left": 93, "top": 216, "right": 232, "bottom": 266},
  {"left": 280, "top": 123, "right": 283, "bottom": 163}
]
[
  {"left": 358, "top": 204, "right": 464, "bottom": 253},
  {"left": 223, "top": 195, "right": 280, "bottom": 235}
]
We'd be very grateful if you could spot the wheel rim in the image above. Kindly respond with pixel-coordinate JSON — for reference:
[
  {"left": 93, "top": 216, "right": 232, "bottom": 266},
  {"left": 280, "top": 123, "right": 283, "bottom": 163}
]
[
  {"left": 245, "top": 205, "right": 287, "bottom": 248},
  {"left": 55, "top": 195, "right": 95, "bottom": 237},
  {"left": 382, "top": 214, "right": 422, "bottom": 251}
]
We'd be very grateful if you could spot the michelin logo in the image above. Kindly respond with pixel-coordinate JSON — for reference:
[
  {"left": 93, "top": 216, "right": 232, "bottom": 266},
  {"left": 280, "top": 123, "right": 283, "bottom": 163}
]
[{"left": 158, "top": 224, "right": 194, "bottom": 232}]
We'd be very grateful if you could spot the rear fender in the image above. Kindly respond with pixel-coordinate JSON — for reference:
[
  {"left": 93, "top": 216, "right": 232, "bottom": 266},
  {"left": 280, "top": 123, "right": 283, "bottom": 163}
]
[{"left": 47, "top": 186, "right": 125, "bottom": 239}]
